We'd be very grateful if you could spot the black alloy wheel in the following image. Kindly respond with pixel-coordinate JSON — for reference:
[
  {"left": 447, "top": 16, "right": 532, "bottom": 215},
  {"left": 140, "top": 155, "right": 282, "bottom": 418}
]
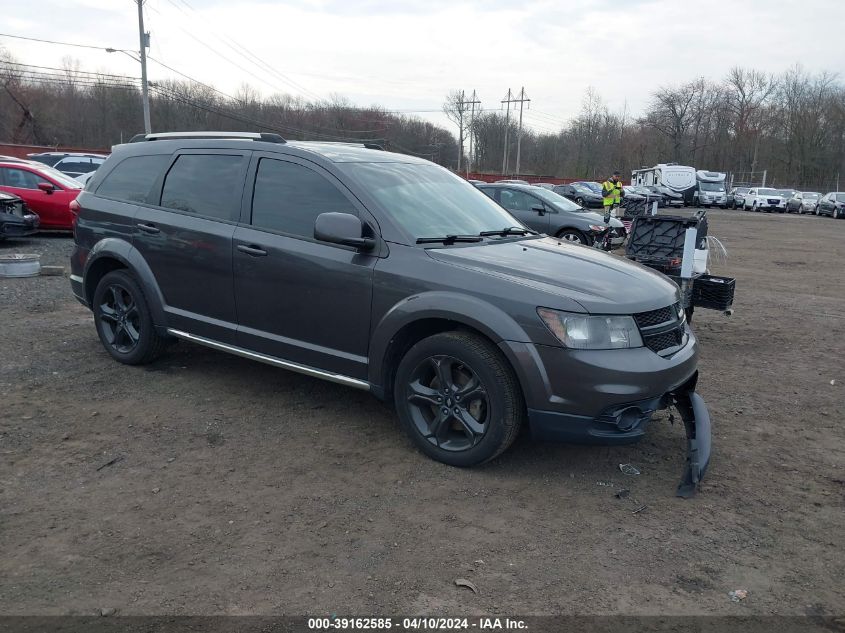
[
  {"left": 405, "top": 355, "right": 489, "bottom": 452},
  {"left": 394, "top": 331, "right": 524, "bottom": 466},
  {"left": 98, "top": 282, "right": 141, "bottom": 353},
  {"left": 93, "top": 269, "right": 167, "bottom": 365}
]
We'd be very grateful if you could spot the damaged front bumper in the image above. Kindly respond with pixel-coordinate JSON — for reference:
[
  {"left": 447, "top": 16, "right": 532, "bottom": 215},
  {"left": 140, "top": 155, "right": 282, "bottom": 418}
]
[{"left": 527, "top": 373, "right": 712, "bottom": 497}]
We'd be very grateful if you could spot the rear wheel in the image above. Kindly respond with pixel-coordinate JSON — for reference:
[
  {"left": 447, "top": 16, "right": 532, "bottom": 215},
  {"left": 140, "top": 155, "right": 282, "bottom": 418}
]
[
  {"left": 93, "top": 270, "right": 166, "bottom": 365},
  {"left": 557, "top": 228, "right": 588, "bottom": 244},
  {"left": 393, "top": 331, "right": 525, "bottom": 467}
]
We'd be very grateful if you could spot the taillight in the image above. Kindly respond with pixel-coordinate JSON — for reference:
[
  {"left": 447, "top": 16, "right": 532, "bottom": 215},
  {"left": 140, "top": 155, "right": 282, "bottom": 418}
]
[{"left": 69, "top": 199, "right": 80, "bottom": 234}]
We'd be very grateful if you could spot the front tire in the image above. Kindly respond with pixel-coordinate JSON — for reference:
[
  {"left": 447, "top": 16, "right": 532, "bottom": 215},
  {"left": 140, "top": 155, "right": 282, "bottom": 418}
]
[
  {"left": 557, "top": 228, "right": 588, "bottom": 244},
  {"left": 575, "top": 197, "right": 584, "bottom": 206},
  {"left": 93, "top": 270, "right": 166, "bottom": 365},
  {"left": 835, "top": 207, "right": 842, "bottom": 219},
  {"left": 393, "top": 331, "right": 525, "bottom": 467}
]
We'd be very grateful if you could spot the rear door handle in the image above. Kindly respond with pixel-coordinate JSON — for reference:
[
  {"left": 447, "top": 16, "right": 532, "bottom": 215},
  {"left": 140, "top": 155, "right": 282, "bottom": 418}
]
[
  {"left": 237, "top": 244, "right": 268, "bottom": 257},
  {"left": 136, "top": 223, "right": 160, "bottom": 234}
]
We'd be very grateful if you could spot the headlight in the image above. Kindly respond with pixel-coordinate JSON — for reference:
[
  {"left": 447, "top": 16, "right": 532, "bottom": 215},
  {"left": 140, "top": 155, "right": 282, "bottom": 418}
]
[
  {"left": 588, "top": 224, "right": 607, "bottom": 232},
  {"left": 537, "top": 308, "right": 644, "bottom": 349}
]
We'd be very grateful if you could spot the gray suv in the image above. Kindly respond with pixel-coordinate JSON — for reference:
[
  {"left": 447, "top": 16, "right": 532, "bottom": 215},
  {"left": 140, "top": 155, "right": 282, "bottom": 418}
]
[{"left": 70, "top": 132, "right": 711, "bottom": 496}]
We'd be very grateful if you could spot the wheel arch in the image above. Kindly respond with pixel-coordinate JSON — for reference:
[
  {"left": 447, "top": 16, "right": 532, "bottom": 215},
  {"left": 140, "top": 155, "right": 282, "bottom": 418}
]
[
  {"left": 368, "top": 292, "right": 532, "bottom": 402},
  {"left": 84, "top": 238, "right": 167, "bottom": 327}
]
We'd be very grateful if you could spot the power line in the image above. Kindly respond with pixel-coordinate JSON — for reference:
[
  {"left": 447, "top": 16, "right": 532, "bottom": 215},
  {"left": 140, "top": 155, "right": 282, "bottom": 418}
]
[
  {"left": 0, "top": 32, "right": 130, "bottom": 52},
  {"left": 169, "top": 0, "right": 322, "bottom": 102}
]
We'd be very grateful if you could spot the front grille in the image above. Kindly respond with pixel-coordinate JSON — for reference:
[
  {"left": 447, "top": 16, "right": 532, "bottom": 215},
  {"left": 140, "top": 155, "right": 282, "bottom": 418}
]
[
  {"left": 634, "top": 303, "right": 686, "bottom": 355},
  {"left": 634, "top": 304, "right": 676, "bottom": 328},
  {"left": 643, "top": 327, "right": 685, "bottom": 354}
]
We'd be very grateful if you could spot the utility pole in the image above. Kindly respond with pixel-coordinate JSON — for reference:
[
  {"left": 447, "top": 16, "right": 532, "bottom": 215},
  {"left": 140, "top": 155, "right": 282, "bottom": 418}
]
[
  {"left": 457, "top": 90, "right": 464, "bottom": 172},
  {"left": 137, "top": 0, "right": 151, "bottom": 134},
  {"left": 467, "top": 90, "right": 478, "bottom": 174},
  {"left": 457, "top": 90, "right": 481, "bottom": 175},
  {"left": 501, "top": 88, "right": 513, "bottom": 175},
  {"left": 513, "top": 87, "right": 530, "bottom": 176}
]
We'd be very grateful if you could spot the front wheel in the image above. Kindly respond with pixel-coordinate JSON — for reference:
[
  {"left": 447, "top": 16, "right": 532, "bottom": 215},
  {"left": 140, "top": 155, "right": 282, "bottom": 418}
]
[
  {"left": 393, "top": 331, "right": 525, "bottom": 467},
  {"left": 93, "top": 269, "right": 166, "bottom": 365},
  {"left": 557, "top": 228, "right": 588, "bottom": 244},
  {"left": 835, "top": 207, "right": 842, "bottom": 219},
  {"left": 574, "top": 197, "right": 584, "bottom": 206}
]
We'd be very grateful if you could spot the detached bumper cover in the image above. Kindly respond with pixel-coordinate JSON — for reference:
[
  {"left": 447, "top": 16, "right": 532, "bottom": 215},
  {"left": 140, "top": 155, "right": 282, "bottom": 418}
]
[{"left": 672, "top": 389, "right": 712, "bottom": 498}]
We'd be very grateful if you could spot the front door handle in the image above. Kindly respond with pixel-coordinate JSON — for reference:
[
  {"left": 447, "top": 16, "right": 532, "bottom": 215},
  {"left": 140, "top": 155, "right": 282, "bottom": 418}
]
[
  {"left": 237, "top": 244, "right": 268, "bottom": 257},
  {"left": 136, "top": 223, "right": 160, "bottom": 234}
]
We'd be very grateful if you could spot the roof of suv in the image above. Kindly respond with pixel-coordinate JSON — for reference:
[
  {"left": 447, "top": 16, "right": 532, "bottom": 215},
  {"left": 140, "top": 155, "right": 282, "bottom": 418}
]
[{"left": 117, "top": 132, "right": 430, "bottom": 165}]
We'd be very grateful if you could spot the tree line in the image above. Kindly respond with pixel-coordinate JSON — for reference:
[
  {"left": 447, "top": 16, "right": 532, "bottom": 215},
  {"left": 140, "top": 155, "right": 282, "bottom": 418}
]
[
  {"left": 457, "top": 66, "right": 845, "bottom": 190},
  {"left": 2, "top": 46, "right": 843, "bottom": 191},
  {"left": 0, "top": 48, "right": 457, "bottom": 164}
]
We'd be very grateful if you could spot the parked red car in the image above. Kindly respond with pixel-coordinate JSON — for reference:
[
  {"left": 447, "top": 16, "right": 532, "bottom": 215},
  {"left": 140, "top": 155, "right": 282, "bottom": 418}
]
[{"left": 0, "top": 159, "right": 83, "bottom": 230}]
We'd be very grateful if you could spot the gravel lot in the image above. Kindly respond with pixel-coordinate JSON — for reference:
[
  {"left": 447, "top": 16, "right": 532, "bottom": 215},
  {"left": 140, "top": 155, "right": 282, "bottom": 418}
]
[{"left": 1, "top": 210, "right": 843, "bottom": 617}]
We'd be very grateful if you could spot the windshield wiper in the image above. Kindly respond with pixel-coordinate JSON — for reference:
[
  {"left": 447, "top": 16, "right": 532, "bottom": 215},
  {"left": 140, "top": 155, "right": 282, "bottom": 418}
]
[
  {"left": 478, "top": 226, "right": 538, "bottom": 237},
  {"left": 416, "top": 234, "right": 484, "bottom": 245}
]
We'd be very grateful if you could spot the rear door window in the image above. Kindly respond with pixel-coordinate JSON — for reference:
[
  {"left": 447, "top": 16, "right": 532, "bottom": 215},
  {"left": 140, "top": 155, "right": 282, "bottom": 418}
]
[
  {"left": 96, "top": 155, "right": 170, "bottom": 203},
  {"left": 160, "top": 154, "right": 246, "bottom": 221},
  {"left": 250, "top": 158, "right": 356, "bottom": 239}
]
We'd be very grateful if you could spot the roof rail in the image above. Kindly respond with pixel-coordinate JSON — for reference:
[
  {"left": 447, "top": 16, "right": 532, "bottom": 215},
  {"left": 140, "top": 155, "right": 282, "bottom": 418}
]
[
  {"left": 128, "top": 132, "right": 286, "bottom": 143},
  {"left": 298, "top": 141, "right": 384, "bottom": 151}
]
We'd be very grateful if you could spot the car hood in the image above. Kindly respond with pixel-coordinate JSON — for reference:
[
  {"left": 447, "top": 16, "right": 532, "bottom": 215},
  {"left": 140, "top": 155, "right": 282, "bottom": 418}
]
[{"left": 426, "top": 237, "right": 679, "bottom": 314}]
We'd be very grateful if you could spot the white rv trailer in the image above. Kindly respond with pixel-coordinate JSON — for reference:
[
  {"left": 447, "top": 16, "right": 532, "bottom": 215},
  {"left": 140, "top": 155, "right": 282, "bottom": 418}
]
[
  {"left": 693, "top": 170, "right": 727, "bottom": 208},
  {"left": 631, "top": 163, "right": 697, "bottom": 205}
]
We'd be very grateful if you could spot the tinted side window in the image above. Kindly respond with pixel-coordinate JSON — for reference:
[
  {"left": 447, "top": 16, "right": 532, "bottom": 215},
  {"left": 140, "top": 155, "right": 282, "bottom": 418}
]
[
  {"left": 499, "top": 189, "right": 536, "bottom": 211},
  {"left": 160, "top": 154, "right": 245, "bottom": 221},
  {"left": 56, "top": 158, "right": 95, "bottom": 173},
  {"left": 97, "top": 155, "right": 169, "bottom": 203},
  {"left": 251, "top": 158, "right": 355, "bottom": 238},
  {"left": 0, "top": 167, "right": 44, "bottom": 189},
  {"left": 478, "top": 188, "right": 496, "bottom": 200}
]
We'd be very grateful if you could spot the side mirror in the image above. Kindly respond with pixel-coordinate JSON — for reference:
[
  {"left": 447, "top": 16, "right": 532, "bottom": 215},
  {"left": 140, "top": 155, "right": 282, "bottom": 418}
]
[
  {"left": 37, "top": 182, "right": 55, "bottom": 194},
  {"left": 531, "top": 205, "right": 546, "bottom": 214},
  {"left": 314, "top": 212, "right": 375, "bottom": 250}
]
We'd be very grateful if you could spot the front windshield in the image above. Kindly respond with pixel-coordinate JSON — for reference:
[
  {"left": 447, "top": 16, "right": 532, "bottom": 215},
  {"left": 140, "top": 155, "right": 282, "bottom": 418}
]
[
  {"left": 779, "top": 190, "right": 796, "bottom": 196},
  {"left": 699, "top": 182, "right": 725, "bottom": 191},
  {"left": 736, "top": 188, "right": 749, "bottom": 194},
  {"left": 804, "top": 193, "right": 820, "bottom": 199},
  {"left": 38, "top": 165, "right": 83, "bottom": 189},
  {"left": 835, "top": 194, "right": 845, "bottom": 202},
  {"left": 342, "top": 162, "right": 522, "bottom": 240},
  {"left": 531, "top": 187, "right": 586, "bottom": 211},
  {"left": 758, "top": 188, "right": 779, "bottom": 196}
]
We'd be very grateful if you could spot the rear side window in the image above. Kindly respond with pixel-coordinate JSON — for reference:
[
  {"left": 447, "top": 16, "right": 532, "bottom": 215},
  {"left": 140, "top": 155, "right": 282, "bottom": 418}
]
[
  {"left": 478, "top": 188, "right": 496, "bottom": 201},
  {"left": 97, "top": 155, "right": 169, "bottom": 203},
  {"left": 160, "top": 154, "right": 245, "bottom": 221},
  {"left": 251, "top": 158, "right": 355, "bottom": 238}
]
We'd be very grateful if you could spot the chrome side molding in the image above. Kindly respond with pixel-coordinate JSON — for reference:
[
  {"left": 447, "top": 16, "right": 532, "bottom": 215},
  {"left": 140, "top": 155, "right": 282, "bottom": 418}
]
[{"left": 166, "top": 328, "right": 370, "bottom": 391}]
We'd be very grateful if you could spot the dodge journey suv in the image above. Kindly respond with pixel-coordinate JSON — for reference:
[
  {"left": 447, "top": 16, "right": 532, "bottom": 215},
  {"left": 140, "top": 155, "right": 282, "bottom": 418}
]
[{"left": 70, "top": 132, "right": 711, "bottom": 496}]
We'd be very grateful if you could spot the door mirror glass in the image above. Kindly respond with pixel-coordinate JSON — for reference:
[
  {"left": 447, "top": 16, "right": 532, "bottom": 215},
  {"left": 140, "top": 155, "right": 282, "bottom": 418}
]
[
  {"left": 314, "top": 212, "right": 374, "bottom": 250},
  {"left": 37, "top": 181, "right": 55, "bottom": 194}
]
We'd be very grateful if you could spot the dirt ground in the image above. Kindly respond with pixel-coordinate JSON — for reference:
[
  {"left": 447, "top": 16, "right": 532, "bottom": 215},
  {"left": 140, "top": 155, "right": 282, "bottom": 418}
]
[{"left": 0, "top": 209, "right": 843, "bottom": 617}]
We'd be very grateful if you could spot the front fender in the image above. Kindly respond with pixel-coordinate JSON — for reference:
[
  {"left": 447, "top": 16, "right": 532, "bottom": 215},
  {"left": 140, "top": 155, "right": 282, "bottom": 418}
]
[
  {"left": 367, "top": 291, "right": 533, "bottom": 389},
  {"left": 84, "top": 238, "right": 167, "bottom": 327}
]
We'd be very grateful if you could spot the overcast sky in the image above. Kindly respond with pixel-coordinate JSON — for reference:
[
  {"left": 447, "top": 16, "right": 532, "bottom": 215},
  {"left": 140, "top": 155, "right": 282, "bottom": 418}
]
[{"left": 2, "top": 0, "right": 844, "bottom": 134}]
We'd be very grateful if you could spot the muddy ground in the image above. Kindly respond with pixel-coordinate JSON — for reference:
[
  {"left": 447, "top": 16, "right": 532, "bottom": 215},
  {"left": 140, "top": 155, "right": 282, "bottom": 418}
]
[{"left": 0, "top": 209, "right": 843, "bottom": 617}]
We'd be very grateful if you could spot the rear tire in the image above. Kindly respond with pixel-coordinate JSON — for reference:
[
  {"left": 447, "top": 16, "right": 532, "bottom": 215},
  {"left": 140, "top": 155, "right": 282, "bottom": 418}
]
[
  {"left": 93, "top": 270, "right": 166, "bottom": 365},
  {"left": 393, "top": 331, "right": 525, "bottom": 467}
]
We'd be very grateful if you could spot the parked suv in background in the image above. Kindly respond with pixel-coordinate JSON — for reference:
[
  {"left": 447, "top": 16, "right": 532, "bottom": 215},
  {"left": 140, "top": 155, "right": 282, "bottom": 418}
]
[
  {"left": 70, "top": 132, "right": 711, "bottom": 495},
  {"left": 27, "top": 152, "right": 108, "bottom": 178},
  {"left": 476, "top": 182, "right": 626, "bottom": 246},
  {"left": 743, "top": 187, "right": 786, "bottom": 212}
]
